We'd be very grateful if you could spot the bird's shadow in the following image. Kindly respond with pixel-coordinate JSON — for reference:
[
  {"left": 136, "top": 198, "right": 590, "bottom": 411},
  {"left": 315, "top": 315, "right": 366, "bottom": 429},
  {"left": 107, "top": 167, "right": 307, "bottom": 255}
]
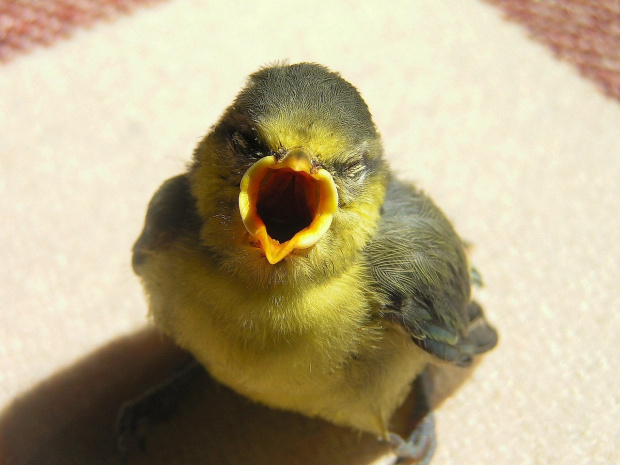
[{"left": 0, "top": 326, "right": 475, "bottom": 465}]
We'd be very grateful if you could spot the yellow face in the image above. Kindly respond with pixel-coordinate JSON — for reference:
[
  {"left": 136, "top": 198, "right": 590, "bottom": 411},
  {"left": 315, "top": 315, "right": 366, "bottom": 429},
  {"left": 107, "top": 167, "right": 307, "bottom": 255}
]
[{"left": 189, "top": 64, "right": 389, "bottom": 288}]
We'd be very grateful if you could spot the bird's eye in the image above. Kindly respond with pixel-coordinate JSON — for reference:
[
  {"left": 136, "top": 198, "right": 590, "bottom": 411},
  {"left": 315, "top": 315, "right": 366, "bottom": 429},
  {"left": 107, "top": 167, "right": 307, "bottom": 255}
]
[
  {"left": 231, "top": 130, "right": 264, "bottom": 160},
  {"left": 343, "top": 160, "right": 365, "bottom": 178}
]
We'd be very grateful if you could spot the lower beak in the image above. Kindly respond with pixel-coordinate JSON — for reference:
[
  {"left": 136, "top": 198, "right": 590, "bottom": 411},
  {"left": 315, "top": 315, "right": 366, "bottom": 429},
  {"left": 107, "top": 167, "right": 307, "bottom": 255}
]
[{"left": 239, "top": 150, "right": 338, "bottom": 264}]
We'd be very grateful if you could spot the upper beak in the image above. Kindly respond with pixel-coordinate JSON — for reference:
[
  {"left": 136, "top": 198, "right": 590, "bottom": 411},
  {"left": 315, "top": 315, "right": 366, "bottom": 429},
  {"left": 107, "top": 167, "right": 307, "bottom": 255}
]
[{"left": 239, "top": 149, "right": 338, "bottom": 264}]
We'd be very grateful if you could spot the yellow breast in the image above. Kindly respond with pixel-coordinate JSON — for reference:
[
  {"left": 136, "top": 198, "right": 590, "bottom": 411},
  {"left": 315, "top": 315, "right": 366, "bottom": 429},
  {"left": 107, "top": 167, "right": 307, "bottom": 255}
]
[{"left": 142, "top": 247, "right": 427, "bottom": 436}]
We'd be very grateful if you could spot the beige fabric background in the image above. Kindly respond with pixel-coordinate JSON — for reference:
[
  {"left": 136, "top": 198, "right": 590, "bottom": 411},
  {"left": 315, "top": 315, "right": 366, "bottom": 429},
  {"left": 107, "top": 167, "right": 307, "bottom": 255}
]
[{"left": 1, "top": 1, "right": 619, "bottom": 464}]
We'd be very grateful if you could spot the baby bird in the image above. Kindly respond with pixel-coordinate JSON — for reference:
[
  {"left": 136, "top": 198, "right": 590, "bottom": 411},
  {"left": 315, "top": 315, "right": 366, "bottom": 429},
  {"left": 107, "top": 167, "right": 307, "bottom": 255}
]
[{"left": 131, "top": 62, "right": 497, "bottom": 463}]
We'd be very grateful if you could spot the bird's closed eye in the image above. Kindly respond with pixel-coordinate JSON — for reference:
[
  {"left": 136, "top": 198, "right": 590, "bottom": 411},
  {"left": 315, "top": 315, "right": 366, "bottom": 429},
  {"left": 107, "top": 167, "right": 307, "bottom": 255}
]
[
  {"left": 344, "top": 160, "right": 364, "bottom": 176},
  {"left": 231, "top": 130, "right": 264, "bottom": 160}
]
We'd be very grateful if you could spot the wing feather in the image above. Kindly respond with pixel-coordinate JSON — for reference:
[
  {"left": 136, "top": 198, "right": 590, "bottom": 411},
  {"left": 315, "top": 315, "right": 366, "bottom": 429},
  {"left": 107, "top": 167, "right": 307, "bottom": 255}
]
[
  {"left": 132, "top": 174, "right": 201, "bottom": 274},
  {"left": 366, "top": 178, "right": 497, "bottom": 366}
]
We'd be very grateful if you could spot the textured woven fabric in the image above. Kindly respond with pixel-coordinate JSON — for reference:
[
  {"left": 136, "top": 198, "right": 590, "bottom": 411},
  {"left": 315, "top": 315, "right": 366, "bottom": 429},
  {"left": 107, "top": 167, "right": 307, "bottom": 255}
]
[
  {"left": 0, "top": 0, "right": 161, "bottom": 60},
  {"left": 3, "top": 0, "right": 619, "bottom": 101},
  {"left": 488, "top": 0, "right": 620, "bottom": 99},
  {"left": 1, "top": 1, "right": 619, "bottom": 464}
]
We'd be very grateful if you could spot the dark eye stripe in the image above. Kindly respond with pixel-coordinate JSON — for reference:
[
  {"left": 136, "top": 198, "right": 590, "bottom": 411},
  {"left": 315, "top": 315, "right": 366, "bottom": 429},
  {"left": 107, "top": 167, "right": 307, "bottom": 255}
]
[
  {"left": 215, "top": 110, "right": 270, "bottom": 160},
  {"left": 231, "top": 129, "right": 268, "bottom": 159}
]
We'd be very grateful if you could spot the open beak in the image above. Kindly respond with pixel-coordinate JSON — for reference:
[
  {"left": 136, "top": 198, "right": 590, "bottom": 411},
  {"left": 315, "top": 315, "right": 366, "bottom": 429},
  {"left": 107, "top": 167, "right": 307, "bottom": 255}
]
[{"left": 239, "top": 149, "right": 338, "bottom": 264}]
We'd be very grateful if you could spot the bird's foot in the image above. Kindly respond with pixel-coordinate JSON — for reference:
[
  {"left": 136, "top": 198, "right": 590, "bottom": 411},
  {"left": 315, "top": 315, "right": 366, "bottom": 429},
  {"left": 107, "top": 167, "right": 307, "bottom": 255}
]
[
  {"left": 388, "top": 412, "right": 436, "bottom": 465},
  {"left": 116, "top": 357, "right": 204, "bottom": 463}
]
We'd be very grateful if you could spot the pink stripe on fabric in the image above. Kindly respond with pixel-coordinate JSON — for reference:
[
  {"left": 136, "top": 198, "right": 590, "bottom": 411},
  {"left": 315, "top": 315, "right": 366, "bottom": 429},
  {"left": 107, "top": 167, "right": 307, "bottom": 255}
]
[
  {"left": 487, "top": 0, "right": 620, "bottom": 100},
  {"left": 0, "top": 0, "right": 164, "bottom": 61}
]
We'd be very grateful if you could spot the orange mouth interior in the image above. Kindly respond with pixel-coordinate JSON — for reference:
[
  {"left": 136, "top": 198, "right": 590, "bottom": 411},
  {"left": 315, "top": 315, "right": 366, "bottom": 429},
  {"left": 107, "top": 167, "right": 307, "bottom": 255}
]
[
  {"left": 239, "top": 154, "right": 338, "bottom": 264},
  {"left": 256, "top": 169, "right": 318, "bottom": 243}
]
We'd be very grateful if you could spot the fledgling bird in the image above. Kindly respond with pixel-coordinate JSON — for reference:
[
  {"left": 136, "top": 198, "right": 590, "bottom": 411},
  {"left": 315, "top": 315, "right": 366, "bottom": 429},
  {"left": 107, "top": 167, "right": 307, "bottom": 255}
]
[{"left": 130, "top": 62, "right": 497, "bottom": 463}]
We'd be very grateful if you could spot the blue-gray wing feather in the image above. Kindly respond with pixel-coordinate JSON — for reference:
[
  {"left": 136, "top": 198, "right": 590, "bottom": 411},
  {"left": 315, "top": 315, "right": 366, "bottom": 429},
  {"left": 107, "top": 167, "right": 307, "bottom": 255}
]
[{"left": 365, "top": 178, "right": 497, "bottom": 366}]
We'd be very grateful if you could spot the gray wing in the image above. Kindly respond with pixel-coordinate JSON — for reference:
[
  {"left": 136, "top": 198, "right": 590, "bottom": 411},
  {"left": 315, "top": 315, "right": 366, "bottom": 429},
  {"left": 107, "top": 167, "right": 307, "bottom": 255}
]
[
  {"left": 365, "top": 178, "right": 497, "bottom": 366},
  {"left": 132, "top": 174, "right": 202, "bottom": 275}
]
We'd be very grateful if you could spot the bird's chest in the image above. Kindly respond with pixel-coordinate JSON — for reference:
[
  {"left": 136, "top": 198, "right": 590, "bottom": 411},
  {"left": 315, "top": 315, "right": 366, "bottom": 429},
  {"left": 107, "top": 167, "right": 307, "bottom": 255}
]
[
  {"left": 171, "top": 277, "right": 374, "bottom": 395},
  {"left": 152, "top": 265, "right": 425, "bottom": 436}
]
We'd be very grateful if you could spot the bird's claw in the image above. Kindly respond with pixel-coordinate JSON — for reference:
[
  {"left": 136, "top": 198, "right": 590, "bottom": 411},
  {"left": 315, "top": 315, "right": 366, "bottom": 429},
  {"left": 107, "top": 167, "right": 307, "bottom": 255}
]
[
  {"left": 388, "top": 412, "right": 436, "bottom": 465},
  {"left": 117, "top": 400, "right": 149, "bottom": 463},
  {"left": 115, "top": 357, "right": 204, "bottom": 462}
]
